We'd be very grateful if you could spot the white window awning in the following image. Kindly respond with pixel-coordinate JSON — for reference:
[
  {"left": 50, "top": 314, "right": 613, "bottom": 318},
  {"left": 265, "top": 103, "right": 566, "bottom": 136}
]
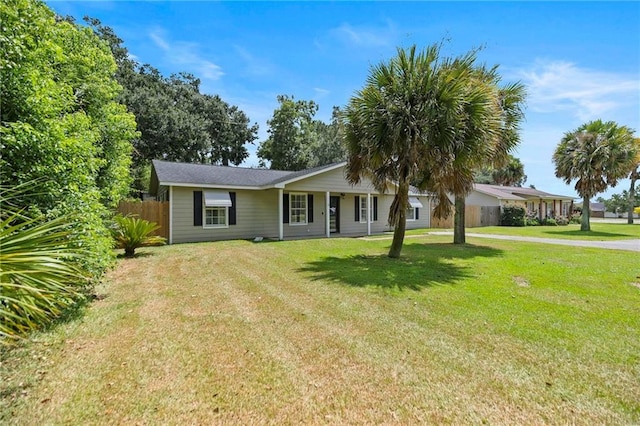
[
  {"left": 409, "top": 197, "right": 423, "bottom": 208},
  {"left": 204, "top": 191, "right": 232, "bottom": 207}
]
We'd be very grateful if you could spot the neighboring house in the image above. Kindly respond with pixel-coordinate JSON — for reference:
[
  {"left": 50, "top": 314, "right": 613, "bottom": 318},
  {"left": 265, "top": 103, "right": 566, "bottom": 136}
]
[
  {"left": 468, "top": 184, "right": 575, "bottom": 219},
  {"left": 150, "top": 160, "right": 430, "bottom": 244},
  {"left": 574, "top": 201, "right": 606, "bottom": 218}
]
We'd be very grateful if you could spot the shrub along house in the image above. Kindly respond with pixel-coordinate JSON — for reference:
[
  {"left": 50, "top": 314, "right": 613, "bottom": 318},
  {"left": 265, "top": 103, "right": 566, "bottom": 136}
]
[{"left": 150, "top": 160, "right": 430, "bottom": 244}]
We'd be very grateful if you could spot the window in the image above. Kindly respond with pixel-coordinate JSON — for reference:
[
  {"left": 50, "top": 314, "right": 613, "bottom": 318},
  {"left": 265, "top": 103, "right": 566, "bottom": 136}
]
[
  {"left": 202, "top": 190, "right": 231, "bottom": 228},
  {"left": 407, "top": 197, "right": 422, "bottom": 221},
  {"left": 205, "top": 206, "right": 227, "bottom": 227},
  {"left": 360, "top": 196, "right": 368, "bottom": 223},
  {"left": 290, "top": 193, "right": 307, "bottom": 224},
  {"left": 407, "top": 207, "right": 416, "bottom": 221}
]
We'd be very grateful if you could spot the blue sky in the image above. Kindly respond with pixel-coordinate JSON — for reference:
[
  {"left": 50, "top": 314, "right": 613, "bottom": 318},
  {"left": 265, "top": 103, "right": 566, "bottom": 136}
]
[{"left": 47, "top": 1, "right": 640, "bottom": 199}]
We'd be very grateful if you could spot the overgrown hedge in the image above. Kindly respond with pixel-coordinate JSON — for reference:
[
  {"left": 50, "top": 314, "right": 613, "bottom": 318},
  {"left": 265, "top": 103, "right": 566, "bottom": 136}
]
[
  {"left": 1, "top": 0, "right": 138, "bottom": 278},
  {"left": 500, "top": 206, "right": 526, "bottom": 226}
]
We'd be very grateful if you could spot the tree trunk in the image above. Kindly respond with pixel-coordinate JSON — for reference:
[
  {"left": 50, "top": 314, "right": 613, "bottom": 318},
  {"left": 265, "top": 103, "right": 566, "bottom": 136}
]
[
  {"left": 388, "top": 212, "right": 406, "bottom": 258},
  {"left": 628, "top": 170, "right": 637, "bottom": 224},
  {"left": 388, "top": 182, "right": 409, "bottom": 258},
  {"left": 581, "top": 196, "right": 591, "bottom": 231},
  {"left": 453, "top": 195, "right": 466, "bottom": 244}
]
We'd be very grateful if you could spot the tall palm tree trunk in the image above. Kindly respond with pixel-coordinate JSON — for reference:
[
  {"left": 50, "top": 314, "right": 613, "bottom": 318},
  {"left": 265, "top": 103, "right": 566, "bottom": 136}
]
[
  {"left": 628, "top": 170, "right": 637, "bottom": 224},
  {"left": 453, "top": 195, "right": 466, "bottom": 244},
  {"left": 388, "top": 211, "right": 407, "bottom": 258},
  {"left": 388, "top": 182, "right": 409, "bottom": 258},
  {"left": 581, "top": 196, "right": 591, "bottom": 231}
]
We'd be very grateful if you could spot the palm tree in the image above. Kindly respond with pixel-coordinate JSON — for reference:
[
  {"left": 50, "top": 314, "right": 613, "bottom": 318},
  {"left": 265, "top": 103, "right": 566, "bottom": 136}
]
[
  {"left": 491, "top": 155, "right": 527, "bottom": 187},
  {"left": 1, "top": 183, "right": 89, "bottom": 343},
  {"left": 439, "top": 67, "right": 525, "bottom": 244},
  {"left": 553, "top": 120, "right": 636, "bottom": 231},
  {"left": 343, "top": 44, "right": 473, "bottom": 257}
]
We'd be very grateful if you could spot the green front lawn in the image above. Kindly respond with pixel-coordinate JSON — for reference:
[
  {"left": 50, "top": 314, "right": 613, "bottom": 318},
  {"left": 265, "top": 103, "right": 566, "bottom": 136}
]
[
  {"left": 456, "top": 222, "right": 640, "bottom": 240},
  {"left": 2, "top": 235, "right": 639, "bottom": 424}
]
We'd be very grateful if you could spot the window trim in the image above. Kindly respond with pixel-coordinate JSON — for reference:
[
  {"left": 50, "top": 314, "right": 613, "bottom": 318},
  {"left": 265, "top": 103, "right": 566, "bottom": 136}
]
[
  {"left": 289, "top": 192, "right": 308, "bottom": 226},
  {"left": 203, "top": 205, "right": 229, "bottom": 229}
]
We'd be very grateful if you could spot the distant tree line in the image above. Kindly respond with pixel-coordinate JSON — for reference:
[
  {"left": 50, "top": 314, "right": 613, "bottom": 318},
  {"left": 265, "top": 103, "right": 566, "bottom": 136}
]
[{"left": 84, "top": 18, "right": 259, "bottom": 194}]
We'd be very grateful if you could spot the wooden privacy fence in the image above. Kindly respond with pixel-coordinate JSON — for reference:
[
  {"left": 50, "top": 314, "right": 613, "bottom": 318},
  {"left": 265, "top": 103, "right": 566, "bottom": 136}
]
[
  {"left": 431, "top": 205, "right": 501, "bottom": 229},
  {"left": 117, "top": 200, "right": 169, "bottom": 239}
]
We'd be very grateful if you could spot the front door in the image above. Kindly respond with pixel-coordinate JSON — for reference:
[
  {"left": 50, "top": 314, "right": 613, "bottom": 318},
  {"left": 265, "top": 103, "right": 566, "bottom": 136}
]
[{"left": 329, "top": 196, "right": 340, "bottom": 233}]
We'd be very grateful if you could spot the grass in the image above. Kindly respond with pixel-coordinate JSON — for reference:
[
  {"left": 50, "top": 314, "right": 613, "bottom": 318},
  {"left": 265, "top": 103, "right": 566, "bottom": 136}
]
[
  {"left": 2, "top": 235, "right": 639, "bottom": 424},
  {"left": 431, "top": 222, "right": 640, "bottom": 241}
]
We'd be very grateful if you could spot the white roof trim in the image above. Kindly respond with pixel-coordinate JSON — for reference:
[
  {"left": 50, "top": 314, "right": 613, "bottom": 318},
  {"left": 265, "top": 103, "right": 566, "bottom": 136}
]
[
  {"left": 204, "top": 191, "right": 232, "bottom": 207},
  {"left": 159, "top": 182, "right": 263, "bottom": 190},
  {"left": 409, "top": 197, "right": 424, "bottom": 208}
]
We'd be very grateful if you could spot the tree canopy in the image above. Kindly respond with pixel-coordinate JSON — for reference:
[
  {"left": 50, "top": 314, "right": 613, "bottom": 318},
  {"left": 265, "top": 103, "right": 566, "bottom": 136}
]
[
  {"left": 258, "top": 96, "right": 346, "bottom": 171},
  {"left": 475, "top": 155, "right": 527, "bottom": 187},
  {"left": 597, "top": 191, "right": 640, "bottom": 215},
  {"left": 85, "top": 18, "right": 259, "bottom": 192},
  {"left": 1, "top": 0, "right": 139, "bottom": 275},
  {"left": 553, "top": 120, "right": 636, "bottom": 231}
]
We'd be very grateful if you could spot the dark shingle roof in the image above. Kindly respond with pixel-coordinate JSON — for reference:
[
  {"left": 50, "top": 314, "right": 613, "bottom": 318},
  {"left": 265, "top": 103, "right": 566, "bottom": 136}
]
[
  {"left": 151, "top": 160, "right": 347, "bottom": 192},
  {"left": 152, "top": 160, "right": 293, "bottom": 187}
]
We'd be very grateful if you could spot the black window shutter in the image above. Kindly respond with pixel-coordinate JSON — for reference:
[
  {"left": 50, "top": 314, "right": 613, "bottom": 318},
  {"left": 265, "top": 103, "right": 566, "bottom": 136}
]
[
  {"left": 416, "top": 207, "right": 420, "bottom": 220},
  {"left": 354, "top": 196, "right": 360, "bottom": 222},
  {"left": 283, "top": 193, "right": 289, "bottom": 223},
  {"left": 193, "top": 191, "right": 203, "bottom": 226},
  {"left": 229, "top": 192, "right": 237, "bottom": 225},
  {"left": 373, "top": 197, "right": 378, "bottom": 221},
  {"left": 307, "top": 194, "right": 314, "bottom": 223}
]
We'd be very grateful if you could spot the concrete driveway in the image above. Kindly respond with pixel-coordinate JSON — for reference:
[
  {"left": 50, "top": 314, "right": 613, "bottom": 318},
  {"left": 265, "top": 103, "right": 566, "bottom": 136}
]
[{"left": 428, "top": 232, "right": 640, "bottom": 252}]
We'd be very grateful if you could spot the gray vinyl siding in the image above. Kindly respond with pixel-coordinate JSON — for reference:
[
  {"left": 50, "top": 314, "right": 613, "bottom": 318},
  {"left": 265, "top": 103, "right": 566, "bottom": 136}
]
[
  {"left": 285, "top": 167, "right": 382, "bottom": 194},
  {"left": 332, "top": 193, "right": 429, "bottom": 235},
  {"left": 168, "top": 175, "right": 431, "bottom": 243},
  {"left": 171, "top": 186, "right": 280, "bottom": 243}
]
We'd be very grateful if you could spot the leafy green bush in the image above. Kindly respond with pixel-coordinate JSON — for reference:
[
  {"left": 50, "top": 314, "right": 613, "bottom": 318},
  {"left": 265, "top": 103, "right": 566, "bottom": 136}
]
[
  {"left": 555, "top": 217, "right": 569, "bottom": 226},
  {"left": 500, "top": 206, "right": 526, "bottom": 226},
  {"left": 112, "top": 215, "right": 166, "bottom": 257},
  {"left": 569, "top": 215, "right": 582, "bottom": 224},
  {"left": 1, "top": 0, "right": 138, "bottom": 279},
  {"left": 541, "top": 218, "right": 558, "bottom": 226},
  {"left": 525, "top": 217, "right": 540, "bottom": 226},
  {"left": 1, "top": 185, "right": 89, "bottom": 344}
]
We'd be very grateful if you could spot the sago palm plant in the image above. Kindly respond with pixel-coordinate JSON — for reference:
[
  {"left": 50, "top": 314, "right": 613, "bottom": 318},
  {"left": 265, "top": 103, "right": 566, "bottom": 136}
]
[
  {"left": 1, "top": 184, "right": 89, "bottom": 344},
  {"left": 112, "top": 215, "right": 166, "bottom": 258}
]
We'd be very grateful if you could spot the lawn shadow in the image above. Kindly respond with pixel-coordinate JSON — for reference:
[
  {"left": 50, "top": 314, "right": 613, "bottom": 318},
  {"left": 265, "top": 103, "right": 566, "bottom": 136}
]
[
  {"left": 298, "top": 242, "right": 503, "bottom": 291},
  {"left": 541, "top": 229, "right": 634, "bottom": 238}
]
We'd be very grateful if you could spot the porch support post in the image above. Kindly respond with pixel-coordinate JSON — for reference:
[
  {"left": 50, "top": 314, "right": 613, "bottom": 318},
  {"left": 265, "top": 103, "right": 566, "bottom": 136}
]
[
  {"left": 325, "top": 191, "right": 330, "bottom": 238},
  {"left": 539, "top": 201, "right": 543, "bottom": 220},
  {"left": 367, "top": 193, "right": 371, "bottom": 236},
  {"left": 278, "top": 188, "right": 284, "bottom": 241},
  {"left": 168, "top": 186, "right": 173, "bottom": 245}
]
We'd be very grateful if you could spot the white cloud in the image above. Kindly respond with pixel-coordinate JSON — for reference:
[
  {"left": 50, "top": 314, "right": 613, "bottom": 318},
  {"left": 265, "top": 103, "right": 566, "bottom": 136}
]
[
  {"left": 149, "top": 29, "right": 224, "bottom": 81},
  {"left": 326, "top": 21, "right": 397, "bottom": 48},
  {"left": 313, "top": 87, "right": 330, "bottom": 98},
  {"left": 516, "top": 60, "right": 639, "bottom": 121}
]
